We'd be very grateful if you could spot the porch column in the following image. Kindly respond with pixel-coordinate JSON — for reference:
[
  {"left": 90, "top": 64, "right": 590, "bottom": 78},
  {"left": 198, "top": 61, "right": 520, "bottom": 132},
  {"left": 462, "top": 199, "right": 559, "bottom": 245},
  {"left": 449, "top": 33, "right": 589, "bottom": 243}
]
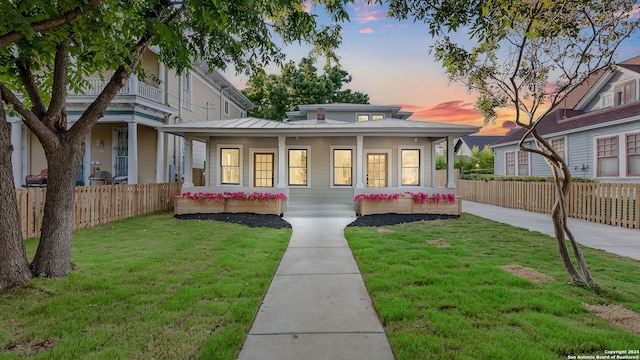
[
  {"left": 156, "top": 130, "right": 165, "bottom": 183},
  {"left": 446, "top": 135, "right": 456, "bottom": 189},
  {"left": 204, "top": 137, "right": 210, "bottom": 187},
  {"left": 127, "top": 121, "right": 139, "bottom": 184},
  {"left": 277, "top": 136, "right": 286, "bottom": 188},
  {"left": 10, "top": 120, "right": 22, "bottom": 187},
  {"left": 182, "top": 135, "right": 194, "bottom": 189},
  {"left": 356, "top": 135, "right": 364, "bottom": 188},
  {"left": 83, "top": 132, "right": 92, "bottom": 185}
]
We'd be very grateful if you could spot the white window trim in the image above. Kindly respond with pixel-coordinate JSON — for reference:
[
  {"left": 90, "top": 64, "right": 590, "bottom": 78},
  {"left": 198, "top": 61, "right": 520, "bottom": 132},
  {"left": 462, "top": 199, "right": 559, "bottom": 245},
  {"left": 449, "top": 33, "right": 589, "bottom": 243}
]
[
  {"left": 505, "top": 150, "right": 516, "bottom": 175},
  {"left": 249, "top": 148, "right": 278, "bottom": 188},
  {"left": 330, "top": 145, "right": 355, "bottom": 188},
  {"left": 550, "top": 136, "right": 568, "bottom": 162},
  {"left": 216, "top": 144, "right": 243, "bottom": 186},
  {"left": 364, "top": 149, "right": 392, "bottom": 188},
  {"left": 224, "top": 99, "right": 230, "bottom": 116},
  {"left": 181, "top": 72, "right": 192, "bottom": 110},
  {"left": 517, "top": 150, "right": 530, "bottom": 176},
  {"left": 286, "top": 145, "right": 311, "bottom": 188},
  {"left": 397, "top": 145, "right": 424, "bottom": 187}
]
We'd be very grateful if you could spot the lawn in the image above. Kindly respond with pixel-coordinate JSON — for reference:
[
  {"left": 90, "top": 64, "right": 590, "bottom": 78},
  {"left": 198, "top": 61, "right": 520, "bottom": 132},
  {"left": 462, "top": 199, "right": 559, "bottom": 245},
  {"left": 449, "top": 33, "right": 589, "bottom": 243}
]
[
  {"left": 0, "top": 213, "right": 291, "bottom": 359},
  {"left": 345, "top": 213, "right": 640, "bottom": 360}
]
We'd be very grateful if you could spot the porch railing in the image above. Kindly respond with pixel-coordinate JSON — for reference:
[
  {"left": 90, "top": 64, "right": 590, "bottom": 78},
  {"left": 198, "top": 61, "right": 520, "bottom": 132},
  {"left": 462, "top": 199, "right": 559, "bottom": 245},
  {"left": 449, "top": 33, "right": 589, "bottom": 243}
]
[{"left": 71, "top": 77, "right": 163, "bottom": 104}]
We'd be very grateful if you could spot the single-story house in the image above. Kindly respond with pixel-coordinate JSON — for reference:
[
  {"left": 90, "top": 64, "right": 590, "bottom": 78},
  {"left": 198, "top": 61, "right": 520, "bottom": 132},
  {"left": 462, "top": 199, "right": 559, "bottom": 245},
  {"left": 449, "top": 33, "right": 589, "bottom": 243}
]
[
  {"left": 492, "top": 55, "right": 640, "bottom": 182},
  {"left": 160, "top": 103, "right": 480, "bottom": 212}
]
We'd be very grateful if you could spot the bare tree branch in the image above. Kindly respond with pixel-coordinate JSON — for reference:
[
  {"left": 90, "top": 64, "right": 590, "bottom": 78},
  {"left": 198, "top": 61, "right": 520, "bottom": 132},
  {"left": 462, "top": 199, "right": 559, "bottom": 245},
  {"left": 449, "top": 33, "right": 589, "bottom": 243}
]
[{"left": 14, "top": 60, "right": 47, "bottom": 118}]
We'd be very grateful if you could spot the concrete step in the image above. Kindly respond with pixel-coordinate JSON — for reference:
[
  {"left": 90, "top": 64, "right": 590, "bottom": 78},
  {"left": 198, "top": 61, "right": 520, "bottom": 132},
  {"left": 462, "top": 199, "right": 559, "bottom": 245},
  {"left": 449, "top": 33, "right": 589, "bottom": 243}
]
[{"left": 284, "top": 203, "right": 356, "bottom": 218}]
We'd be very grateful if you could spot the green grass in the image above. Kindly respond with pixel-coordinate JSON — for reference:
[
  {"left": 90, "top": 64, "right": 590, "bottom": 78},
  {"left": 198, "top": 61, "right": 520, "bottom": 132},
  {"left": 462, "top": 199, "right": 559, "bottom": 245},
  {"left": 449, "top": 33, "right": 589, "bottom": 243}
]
[
  {"left": 345, "top": 214, "right": 640, "bottom": 360},
  {"left": 0, "top": 213, "right": 291, "bottom": 359}
]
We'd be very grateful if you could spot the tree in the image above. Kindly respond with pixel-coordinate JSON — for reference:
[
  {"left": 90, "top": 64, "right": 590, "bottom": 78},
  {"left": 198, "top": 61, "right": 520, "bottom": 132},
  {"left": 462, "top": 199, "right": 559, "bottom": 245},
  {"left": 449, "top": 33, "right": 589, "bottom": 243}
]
[
  {"left": 387, "top": 0, "right": 639, "bottom": 289},
  {"left": 0, "top": 0, "right": 353, "bottom": 289},
  {"left": 242, "top": 56, "right": 369, "bottom": 120}
]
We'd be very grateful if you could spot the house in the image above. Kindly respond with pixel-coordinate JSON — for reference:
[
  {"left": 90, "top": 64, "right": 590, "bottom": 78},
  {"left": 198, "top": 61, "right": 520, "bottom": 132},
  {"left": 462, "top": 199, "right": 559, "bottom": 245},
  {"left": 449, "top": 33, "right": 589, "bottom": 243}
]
[
  {"left": 492, "top": 55, "right": 640, "bottom": 182},
  {"left": 8, "top": 50, "right": 252, "bottom": 187},
  {"left": 454, "top": 135, "right": 502, "bottom": 157},
  {"left": 161, "top": 103, "right": 480, "bottom": 210}
]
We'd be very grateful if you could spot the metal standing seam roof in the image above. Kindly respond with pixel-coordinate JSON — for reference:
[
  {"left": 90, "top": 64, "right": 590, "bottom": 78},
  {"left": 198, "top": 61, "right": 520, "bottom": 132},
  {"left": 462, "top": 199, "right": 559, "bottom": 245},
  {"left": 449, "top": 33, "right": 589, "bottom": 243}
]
[{"left": 160, "top": 117, "right": 481, "bottom": 137}]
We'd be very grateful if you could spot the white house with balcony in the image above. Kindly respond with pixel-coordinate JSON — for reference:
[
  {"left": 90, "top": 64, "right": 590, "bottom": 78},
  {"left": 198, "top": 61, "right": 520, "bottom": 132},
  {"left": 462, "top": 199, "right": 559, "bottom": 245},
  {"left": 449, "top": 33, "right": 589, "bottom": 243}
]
[{"left": 9, "top": 49, "right": 252, "bottom": 187}]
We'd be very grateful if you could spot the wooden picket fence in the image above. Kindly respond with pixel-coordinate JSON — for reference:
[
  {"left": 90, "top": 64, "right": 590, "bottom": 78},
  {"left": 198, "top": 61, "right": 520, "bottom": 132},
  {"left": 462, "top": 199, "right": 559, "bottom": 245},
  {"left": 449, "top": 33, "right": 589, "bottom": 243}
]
[
  {"left": 457, "top": 180, "right": 640, "bottom": 229},
  {"left": 15, "top": 182, "right": 182, "bottom": 239}
]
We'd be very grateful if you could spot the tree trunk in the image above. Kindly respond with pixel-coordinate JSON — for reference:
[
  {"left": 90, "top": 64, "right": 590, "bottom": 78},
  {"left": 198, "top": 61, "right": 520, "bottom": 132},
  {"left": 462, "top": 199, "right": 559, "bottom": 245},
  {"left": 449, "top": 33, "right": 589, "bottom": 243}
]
[
  {"left": 29, "top": 141, "right": 84, "bottom": 278},
  {"left": 0, "top": 107, "right": 32, "bottom": 289}
]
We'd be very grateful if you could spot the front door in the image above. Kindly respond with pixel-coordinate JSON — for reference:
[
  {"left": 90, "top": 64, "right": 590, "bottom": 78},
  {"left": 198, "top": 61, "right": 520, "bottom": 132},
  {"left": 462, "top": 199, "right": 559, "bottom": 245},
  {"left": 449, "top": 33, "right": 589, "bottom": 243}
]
[
  {"left": 254, "top": 152, "right": 274, "bottom": 187},
  {"left": 113, "top": 127, "right": 128, "bottom": 177},
  {"left": 366, "top": 153, "right": 387, "bottom": 187}
]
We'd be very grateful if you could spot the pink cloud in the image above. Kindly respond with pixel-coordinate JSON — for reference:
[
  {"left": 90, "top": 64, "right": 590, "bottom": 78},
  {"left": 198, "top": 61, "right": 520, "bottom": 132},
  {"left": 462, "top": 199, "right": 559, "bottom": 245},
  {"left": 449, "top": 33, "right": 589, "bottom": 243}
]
[
  {"left": 302, "top": 1, "right": 312, "bottom": 13},
  {"left": 406, "top": 101, "right": 484, "bottom": 125},
  {"left": 359, "top": 27, "right": 374, "bottom": 34},
  {"left": 352, "top": 0, "right": 386, "bottom": 23}
]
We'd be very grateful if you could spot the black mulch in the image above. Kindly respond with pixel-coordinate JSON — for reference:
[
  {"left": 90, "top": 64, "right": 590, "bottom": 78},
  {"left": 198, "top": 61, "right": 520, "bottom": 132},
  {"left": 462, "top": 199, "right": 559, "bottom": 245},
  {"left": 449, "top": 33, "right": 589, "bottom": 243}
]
[
  {"left": 175, "top": 212, "right": 459, "bottom": 229},
  {"left": 346, "top": 214, "right": 459, "bottom": 227},
  {"left": 174, "top": 213, "right": 292, "bottom": 228}
]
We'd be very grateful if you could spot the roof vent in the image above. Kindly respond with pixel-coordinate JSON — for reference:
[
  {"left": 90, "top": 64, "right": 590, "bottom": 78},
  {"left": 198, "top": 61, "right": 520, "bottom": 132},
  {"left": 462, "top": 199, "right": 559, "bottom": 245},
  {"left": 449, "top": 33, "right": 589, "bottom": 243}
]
[{"left": 316, "top": 107, "right": 325, "bottom": 123}]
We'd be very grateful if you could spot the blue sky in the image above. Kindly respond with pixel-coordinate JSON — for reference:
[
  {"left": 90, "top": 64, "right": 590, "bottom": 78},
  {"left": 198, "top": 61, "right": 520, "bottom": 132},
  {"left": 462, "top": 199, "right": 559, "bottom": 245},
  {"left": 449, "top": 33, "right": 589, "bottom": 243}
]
[{"left": 226, "top": 0, "right": 640, "bottom": 135}]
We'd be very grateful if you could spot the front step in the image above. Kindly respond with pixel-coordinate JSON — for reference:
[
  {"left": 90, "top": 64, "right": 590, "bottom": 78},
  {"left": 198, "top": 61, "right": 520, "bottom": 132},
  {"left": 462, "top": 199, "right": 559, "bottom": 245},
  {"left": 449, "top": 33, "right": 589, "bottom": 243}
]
[{"left": 284, "top": 203, "right": 356, "bottom": 218}]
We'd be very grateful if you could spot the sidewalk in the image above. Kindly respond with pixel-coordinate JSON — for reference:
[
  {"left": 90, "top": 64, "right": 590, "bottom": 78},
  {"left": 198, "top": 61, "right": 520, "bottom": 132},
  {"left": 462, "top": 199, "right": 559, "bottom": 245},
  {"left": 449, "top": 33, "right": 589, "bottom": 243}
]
[
  {"left": 463, "top": 201, "right": 640, "bottom": 261},
  {"left": 238, "top": 215, "right": 394, "bottom": 360}
]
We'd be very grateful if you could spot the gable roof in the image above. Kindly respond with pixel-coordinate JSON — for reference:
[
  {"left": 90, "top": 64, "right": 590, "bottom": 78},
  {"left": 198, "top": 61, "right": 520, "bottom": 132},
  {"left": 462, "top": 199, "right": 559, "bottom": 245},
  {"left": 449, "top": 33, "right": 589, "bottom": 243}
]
[
  {"left": 454, "top": 135, "right": 503, "bottom": 153},
  {"left": 493, "top": 54, "right": 640, "bottom": 147},
  {"left": 493, "top": 101, "right": 640, "bottom": 146},
  {"left": 160, "top": 116, "right": 480, "bottom": 140}
]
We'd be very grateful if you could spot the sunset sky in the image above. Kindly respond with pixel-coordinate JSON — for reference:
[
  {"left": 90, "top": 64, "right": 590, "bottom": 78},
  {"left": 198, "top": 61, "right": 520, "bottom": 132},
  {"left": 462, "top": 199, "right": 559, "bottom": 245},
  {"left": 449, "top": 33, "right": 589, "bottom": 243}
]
[{"left": 225, "top": 0, "right": 640, "bottom": 135}]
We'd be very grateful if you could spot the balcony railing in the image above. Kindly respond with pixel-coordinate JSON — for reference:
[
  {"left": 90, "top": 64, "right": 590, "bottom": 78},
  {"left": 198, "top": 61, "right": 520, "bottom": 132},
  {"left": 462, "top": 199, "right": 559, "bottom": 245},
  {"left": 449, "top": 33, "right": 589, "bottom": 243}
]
[{"left": 72, "top": 76, "right": 163, "bottom": 104}]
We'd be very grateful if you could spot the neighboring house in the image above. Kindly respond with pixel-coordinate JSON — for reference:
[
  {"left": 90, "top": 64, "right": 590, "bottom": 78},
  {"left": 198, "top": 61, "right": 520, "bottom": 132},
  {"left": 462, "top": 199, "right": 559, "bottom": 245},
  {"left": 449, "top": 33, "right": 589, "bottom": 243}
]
[
  {"left": 492, "top": 55, "right": 640, "bottom": 182},
  {"left": 9, "top": 49, "right": 252, "bottom": 187},
  {"left": 454, "top": 135, "right": 503, "bottom": 156},
  {"left": 161, "top": 103, "right": 480, "bottom": 207}
]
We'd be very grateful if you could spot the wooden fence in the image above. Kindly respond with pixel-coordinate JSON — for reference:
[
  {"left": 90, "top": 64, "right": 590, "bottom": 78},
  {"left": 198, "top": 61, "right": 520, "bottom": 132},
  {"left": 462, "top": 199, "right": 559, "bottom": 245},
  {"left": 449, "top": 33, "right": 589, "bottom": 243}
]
[
  {"left": 457, "top": 180, "right": 640, "bottom": 229},
  {"left": 15, "top": 182, "right": 182, "bottom": 239}
]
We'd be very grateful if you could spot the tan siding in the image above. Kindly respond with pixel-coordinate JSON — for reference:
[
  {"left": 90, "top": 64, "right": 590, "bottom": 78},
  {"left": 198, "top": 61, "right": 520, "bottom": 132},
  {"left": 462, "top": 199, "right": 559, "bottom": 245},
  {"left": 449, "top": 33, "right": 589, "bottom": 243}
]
[
  {"left": 90, "top": 124, "right": 113, "bottom": 175},
  {"left": 27, "top": 132, "right": 47, "bottom": 175},
  {"left": 137, "top": 126, "right": 157, "bottom": 183},
  {"left": 140, "top": 51, "right": 160, "bottom": 84}
]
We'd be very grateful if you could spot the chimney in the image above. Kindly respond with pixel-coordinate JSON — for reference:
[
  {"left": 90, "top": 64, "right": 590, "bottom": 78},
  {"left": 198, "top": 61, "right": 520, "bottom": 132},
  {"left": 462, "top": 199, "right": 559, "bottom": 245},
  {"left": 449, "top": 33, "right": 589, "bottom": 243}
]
[{"left": 316, "top": 107, "right": 325, "bottom": 123}]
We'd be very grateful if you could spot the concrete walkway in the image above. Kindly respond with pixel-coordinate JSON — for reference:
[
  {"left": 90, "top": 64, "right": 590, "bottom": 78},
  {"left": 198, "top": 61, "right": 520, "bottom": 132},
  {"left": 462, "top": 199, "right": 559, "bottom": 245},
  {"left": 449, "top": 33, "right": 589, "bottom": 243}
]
[
  {"left": 463, "top": 201, "right": 640, "bottom": 261},
  {"left": 238, "top": 214, "right": 395, "bottom": 360}
]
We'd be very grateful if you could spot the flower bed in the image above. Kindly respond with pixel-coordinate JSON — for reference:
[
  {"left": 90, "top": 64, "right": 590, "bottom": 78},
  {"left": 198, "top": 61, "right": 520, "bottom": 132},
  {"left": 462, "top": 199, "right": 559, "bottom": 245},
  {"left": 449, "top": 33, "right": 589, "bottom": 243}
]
[
  {"left": 355, "top": 192, "right": 461, "bottom": 216},
  {"left": 174, "top": 191, "right": 287, "bottom": 216}
]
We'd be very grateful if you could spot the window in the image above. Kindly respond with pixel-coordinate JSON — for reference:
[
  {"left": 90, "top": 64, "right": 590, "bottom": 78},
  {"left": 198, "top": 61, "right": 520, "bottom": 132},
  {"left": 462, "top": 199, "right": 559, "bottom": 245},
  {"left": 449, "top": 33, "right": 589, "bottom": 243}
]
[
  {"left": 254, "top": 153, "right": 274, "bottom": 187},
  {"left": 401, "top": 149, "right": 420, "bottom": 186},
  {"left": 357, "top": 113, "right": 385, "bottom": 122},
  {"left": 551, "top": 137, "right": 565, "bottom": 161},
  {"left": 517, "top": 151, "right": 529, "bottom": 175},
  {"left": 597, "top": 136, "right": 619, "bottom": 176},
  {"left": 333, "top": 149, "right": 352, "bottom": 186},
  {"left": 220, "top": 148, "right": 240, "bottom": 184},
  {"left": 614, "top": 80, "right": 636, "bottom": 106},
  {"left": 224, "top": 100, "right": 229, "bottom": 115},
  {"left": 505, "top": 151, "right": 516, "bottom": 175},
  {"left": 367, "top": 153, "right": 387, "bottom": 187},
  {"left": 288, "top": 149, "right": 307, "bottom": 186},
  {"left": 626, "top": 133, "right": 640, "bottom": 176},
  {"left": 181, "top": 72, "right": 192, "bottom": 109}
]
